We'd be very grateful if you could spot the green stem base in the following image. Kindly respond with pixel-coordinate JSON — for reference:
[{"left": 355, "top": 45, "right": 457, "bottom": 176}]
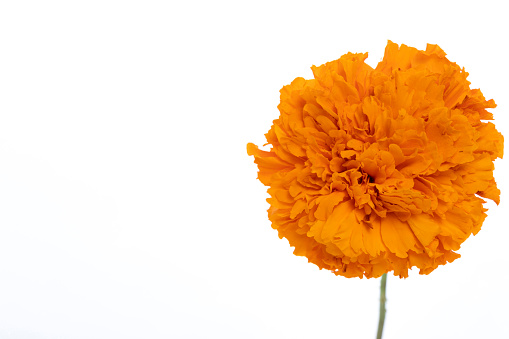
[{"left": 376, "top": 273, "right": 387, "bottom": 339}]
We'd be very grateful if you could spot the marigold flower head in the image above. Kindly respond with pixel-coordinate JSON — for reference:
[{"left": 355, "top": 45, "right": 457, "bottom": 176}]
[{"left": 248, "top": 41, "right": 503, "bottom": 278}]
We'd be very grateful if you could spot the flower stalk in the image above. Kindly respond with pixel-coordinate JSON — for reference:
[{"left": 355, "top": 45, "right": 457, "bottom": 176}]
[{"left": 376, "top": 273, "right": 387, "bottom": 339}]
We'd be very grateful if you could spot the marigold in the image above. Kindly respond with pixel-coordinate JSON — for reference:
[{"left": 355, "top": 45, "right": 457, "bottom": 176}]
[{"left": 247, "top": 41, "right": 504, "bottom": 278}]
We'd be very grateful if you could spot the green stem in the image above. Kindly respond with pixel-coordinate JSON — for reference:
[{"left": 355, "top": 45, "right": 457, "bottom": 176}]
[{"left": 376, "top": 273, "right": 387, "bottom": 339}]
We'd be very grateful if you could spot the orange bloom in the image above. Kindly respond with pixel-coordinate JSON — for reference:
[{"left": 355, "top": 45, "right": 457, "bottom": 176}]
[{"left": 247, "top": 41, "right": 503, "bottom": 278}]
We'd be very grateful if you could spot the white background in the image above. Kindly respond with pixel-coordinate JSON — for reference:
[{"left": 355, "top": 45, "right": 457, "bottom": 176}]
[{"left": 0, "top": 1, "right": 508, "bottom": 338}]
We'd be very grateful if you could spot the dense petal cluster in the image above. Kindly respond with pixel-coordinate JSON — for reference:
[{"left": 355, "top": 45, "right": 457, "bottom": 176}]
[{"left": 247, "top": 41, "right": 503, "bottom": 278}]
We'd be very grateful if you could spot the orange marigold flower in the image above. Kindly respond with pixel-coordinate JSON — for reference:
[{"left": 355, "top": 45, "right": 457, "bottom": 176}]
[{"left": 247, "top": 41, "right": 504, "bottom": 278}]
